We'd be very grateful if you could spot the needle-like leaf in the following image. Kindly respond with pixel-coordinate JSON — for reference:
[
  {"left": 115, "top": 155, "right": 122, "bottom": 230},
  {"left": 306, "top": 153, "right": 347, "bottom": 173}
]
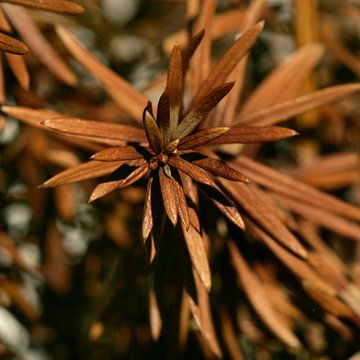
[
  {"left": 209, "top": 126, "right": 298, "bottom": 144},
  {"left": 89, "top": 164, "right": 148, "bottom": 202},
  {"left": 236, "top": 84, "right": 360, "bottom": 126},
  {"left": 173, "top": 175, "right": 190, "bottom": 230},
  {"left": 174, "top": 82, "right": 234, "bottom": 139},
  {"left": 0, "top": 0, "right": 85, "bottom": 14},
  {"left": 143, "top": 103, "right": 163, "bottom": 153},
  {"left": 41, "top": 160, "right": 124, "bottom": 188},
  {"left": 182, "top": 225, "right": 211, "bottom": 291},
  {"left": 56, "top": 25, "right": 148, "bottom": 121},
  {"left": 168, "top": 156, "right": 217, "bottom": 187},
  {"left": 178, "top": 127, "right": 229, "bottom": 150},
  {"left": 228, "top": 241, "right": 301, "bottom": 349},
  {"left": 191, "top": 21, "right": 264, "bottom": 104},
  {"left": 166, "top": 45, "right": 183, "bottom": 143},
  {"left": 234, "top": 156, "right": 360, "bottom": 221},
  {"left": 4, "top": 6, "right": 76, "bottom": 85},
  {"left": 142, "top": 177, "right": 154, "bottom": 241},
  {"left": 91, "top": 146, "right": 145, "bottom": 162},
  {"left": 193, "top": 157, "right": 249, "bottom": 182},
  {"left": 43, "top": 117, "right": 147, "bottom": 144},
  {"left": 223, "top": 180, "right": 308, "bottom": 259},
  {"left": 159, "top": 167, "right": 178, "bottom": 226},
  {"left": 5, "top": 53, "right": 29, "bottom": 89},
  {"left": 0, "top": 31, "right": 28, "bottom": 54},
  {"left": 199, "top": 185, "right": 245, "bottom": 230}
]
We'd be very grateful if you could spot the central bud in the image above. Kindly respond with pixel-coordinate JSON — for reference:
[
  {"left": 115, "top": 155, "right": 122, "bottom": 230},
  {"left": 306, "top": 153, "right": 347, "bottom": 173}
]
[{"left": 158, "top": 153, "right": 168, "bottom": 165}]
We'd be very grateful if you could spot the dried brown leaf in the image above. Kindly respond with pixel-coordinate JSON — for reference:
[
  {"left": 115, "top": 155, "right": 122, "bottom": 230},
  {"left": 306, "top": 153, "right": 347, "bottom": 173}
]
[
  {"left": 0, "top": 232, "right": 38, "bottom": 276},
  {"left": 200, "top": 184, "right": 246, "bottom": 230},
  {"left": 159, "top": 167, "right": 178, "bottom": 226},
  {"left": 190, "top": 0, "right": 216, "bottom": 90},
  {"left": 173, "top": 176, "right": 190, "bottom": 230},
  {"left": 246, "top": 220, "right": 336, "bottom": 296},
  {"left": 228, "top": 241, "right": 300, "bottom": 349},
  {"left": 275, "top": 194, "right": 360, "bottom": 242},
  {"left": 183, "top": 225, "right": 211, "bottom": 291},
  {"left": 175, "top": 82, "right": 235, "bottom": 139},
  {"left": 91, "top": 146, "right": 144, "bottom": 162},
  {"left": 213, "top": 0, "right": 266, "bottom": 127},
  {"left": 188, "top": 272, "right": 222, "bottom": 358},
  {"left": 4, "top": 53, "right": 29, "bottom": 89},
  {"left": 1, "top": 105, "right": 60, "bottom": 127},
  {"left": 188, "top": 206, "right": 200, "bottom": 232},
  {"left": 0, "top": 0, "right": 84, "bottom": 14},
  {"left": 242, "top": 43, "right": 324, "bottom": 114},
  {"left": 167, "top": 45, "right": 183, "bottom": 142},
  {"left": 56, "top": 25, "right": 148, "bottom": 121},
  {"left": 303, "top": 281, "right": 355, "bottom": 319},
  {"left": 0, "top": 279, "right": 38, "bottom": 320},
  {"left": 143, "top": 104, "right": 162, "bottom": 153},
  {"left": 0, "top": 30, "right": 28, "bottom": 54},
  {"left": 0, "top": 54, "right": 4, "bottom": 104},
  {"left": 178, "top": 127, "right": 229, "bottom": 150},
  {"left": 209, "top": 126, "right": 298, "bottom": 144},
  {"left": 43, "top": 117, "right": 147, "bottom": 144},
  {"left": 43, "top": 223, "right": 71, "bottom": 294},
  {"left": 193, "top": 21, "right": 264, "bottom": 104},
  {"left": 168, "top": 156, "right": 216, "bottom": 187},
  {"left": 41, "top": 160, "right": 124, "bottom": 187},
  {"left": 4, "top": 6, "right": 76, "bottom": 85},
  {"left": 223, "top": 180, "right": 308, "bottom": 258},
  {"left": 0, "top": 8, "right": 11, "bottom": 32},
  {"left": 194, "top": 157, "right": 249, "bottom": 182},
  {"left": 142, "top": 177, "right": 153, "bottom": 241},
  {"left": 89, "top": 163, "right": 148, "bottom": 202},
  {"left": 236, "top": 84, "right": 360, "bottom": 126},
  {"left": 234, "top": 156, "right": 360, "bottom": 221},
  {"left": 219, "top": 308, "right": 245, "bottom": 360},
  {"left": 149, "top": 288, "right": 162, "bottom": 340},
  {"left": 181, "top": 29, "right": 204, "bottom": 77}
]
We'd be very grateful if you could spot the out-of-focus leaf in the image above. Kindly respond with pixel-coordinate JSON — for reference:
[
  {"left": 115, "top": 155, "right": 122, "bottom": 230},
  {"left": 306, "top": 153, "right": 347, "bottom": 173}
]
[
  {"left": 188, "top": 272, "right": 222, "bottom": 358},
  {"left": 0, "top": 0, "right": 84, "bottom": 14},
  {"left": 234, "top": 156, "right": 360, "bottom": 221},
  {"left": 242, "top": 43, "right": 324, "bottom": 114},
  {"left": 4, "top": 5, "right": 76, "bottom": 85},
  {"left": 236, "top": 84, "right": 360, "bottom": 126},
  {"left": 228, "top": 241, "right": 301, "bottom": 349},
  {"left": 4, "top": 53, "right": 29, "bottom": 89},
  {"left": 223, "top": 180, "right": 308, "bottom": 259},
  {"left": 56, "top": 25, "right": 148, "bottom": 121},
  {"left": 275, "top": 194, "right": 360, "bottom": 241}
]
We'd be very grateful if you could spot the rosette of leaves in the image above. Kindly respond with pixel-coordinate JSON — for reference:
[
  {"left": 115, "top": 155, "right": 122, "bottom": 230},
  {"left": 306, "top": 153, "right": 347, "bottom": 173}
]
[{"left": 3, "top": 1, "right": 360, "bottom": 356}]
